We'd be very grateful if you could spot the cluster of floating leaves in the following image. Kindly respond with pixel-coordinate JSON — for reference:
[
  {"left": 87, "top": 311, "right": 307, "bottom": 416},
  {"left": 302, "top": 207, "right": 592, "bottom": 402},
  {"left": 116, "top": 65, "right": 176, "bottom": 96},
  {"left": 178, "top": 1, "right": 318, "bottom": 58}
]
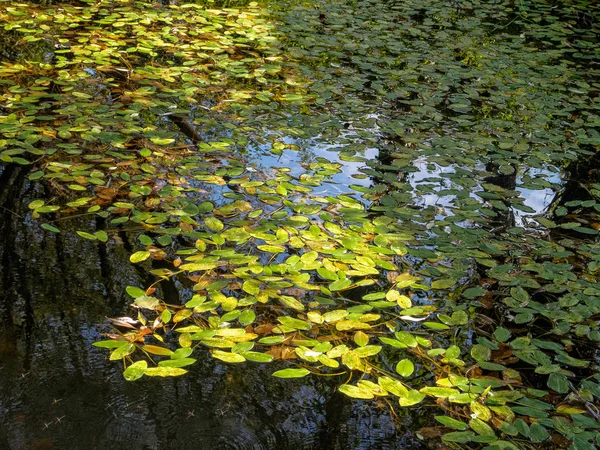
[{"left": 2, "top": 0, "right": 600, "bottom": 448}]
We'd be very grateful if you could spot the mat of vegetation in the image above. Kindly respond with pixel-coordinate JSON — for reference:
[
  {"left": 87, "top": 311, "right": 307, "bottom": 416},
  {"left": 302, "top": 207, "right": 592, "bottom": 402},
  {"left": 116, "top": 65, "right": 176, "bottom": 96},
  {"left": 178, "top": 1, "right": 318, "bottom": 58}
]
[{"left": 1, "top": 0, "right": 599, "bottom": 448}]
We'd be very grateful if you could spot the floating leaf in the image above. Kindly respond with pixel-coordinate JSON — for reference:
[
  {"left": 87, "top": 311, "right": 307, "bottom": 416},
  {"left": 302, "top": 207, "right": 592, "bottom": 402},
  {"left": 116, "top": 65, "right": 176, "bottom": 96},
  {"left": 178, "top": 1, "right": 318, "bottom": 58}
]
[
  {"left": 204, "top": 217, "right": 224, "bottom": 231},
  {"left": 420, "top": 387, "right": 460, "bottom": 398},
  {"left": 93, "top": 340, "right": 129, "bottom": 349},
  {"left": 144, "top": 367, "right": 188, "bottom": 377},
  {"left": 354, "top": 331, "right": 369, "bottom": 347},
  {"left": 212, "top": 350, "right": 246, "bottom": 363},
  {"left": 143, "top": 345, "right": 173, "bottom": 356},
  {"left": 134, "top": 296, "right": 160, "bottom": 310},
  {"left": 396, "top": 359, "right": 415, "bottom": 377},
  {"left": 548, "top": 373, "right": 570, "bottom": 394},
  {"left": 277, "top": 316, "right": 311, "bottom": 331},
  {"left": 126, "top": 286, "right": 146, "bottom": 298},
  {"left": 378, "top": 376, "right": 409, "bottom": 397},
  {"left": 130, "top": 251, "right": 151, "bottom": 263},
  {"left": 158, "top": 358, "right": 196, "bottom": 368},
  {"left": 441, "top": 431, "right": 475, "bottom": 444},
  {"left": 240, "top": 351, "right": 273, "bottom": 363},
  {"left": 272, "top": 368, "right": 311, "bottom": 378},
  {"left": 338, "top": 384, "right": 374, "bottom": 399},
  {"left": 76, "top": 231, "right": 97, "bottom": 240},
  {"left": 41, "top": 223, "right": 60, "bottom": 233},
  {"left": 435, "top": 416, "right": 468, "bottom": 430},
  {"left": 109, "top": 343, "right": 134, "bottom": 361},
  {"left": 399, "top": 390, "right": 426, "bottom": 407},
  {"left": 123, "top": 361, "right": 148, "bottom": 381}
]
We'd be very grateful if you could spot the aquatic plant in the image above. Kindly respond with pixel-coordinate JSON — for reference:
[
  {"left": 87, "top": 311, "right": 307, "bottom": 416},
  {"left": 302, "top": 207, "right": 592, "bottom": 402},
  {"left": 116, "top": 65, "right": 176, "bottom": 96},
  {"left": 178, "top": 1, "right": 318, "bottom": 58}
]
[{"left": 2, "top": 0, "right": 600, "bottom": 447}]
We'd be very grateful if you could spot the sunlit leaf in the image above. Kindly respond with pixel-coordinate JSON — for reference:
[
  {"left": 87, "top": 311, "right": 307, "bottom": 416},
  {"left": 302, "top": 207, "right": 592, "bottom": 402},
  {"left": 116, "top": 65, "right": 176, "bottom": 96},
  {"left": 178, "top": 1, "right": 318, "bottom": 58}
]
[
  {"left": 272, "top": 368, "right": 311, "bottom": 378},
  {"left": 123, "top": 361, "right": 148, "bottom": 381}
]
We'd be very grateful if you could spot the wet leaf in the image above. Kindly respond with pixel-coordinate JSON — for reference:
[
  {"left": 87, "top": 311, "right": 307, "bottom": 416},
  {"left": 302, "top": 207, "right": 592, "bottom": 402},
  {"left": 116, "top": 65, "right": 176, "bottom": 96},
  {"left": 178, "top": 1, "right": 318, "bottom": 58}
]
[
  {"left": 130, "top": 251, "right": 151, "bottom": 263},
  {"left": 212, "top": 350, "right": 246, "bottom": 363},
  {"left": 396, "top": 359, "right": 415, "bottom": 377},
  {"left": 144, "top": 367, "right": 188, "bottom": 377},
  {"left": 123, "top": 361, "right": 148, "bottom": 381},
  {"left": 272, "top": 368, "right": 311, "bottom": 378},
  {"left": 143, "top": 345, "right": 173, "bottom": 356},
  {"left": 338, "top": 384, "right": 374, "bottom": 399}
]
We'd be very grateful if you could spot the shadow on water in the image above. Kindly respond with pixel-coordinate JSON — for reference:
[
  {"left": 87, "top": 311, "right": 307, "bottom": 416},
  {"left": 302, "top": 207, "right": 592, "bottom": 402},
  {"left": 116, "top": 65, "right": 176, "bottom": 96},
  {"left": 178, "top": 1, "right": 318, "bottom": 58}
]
[{"left": 0, "top": 166, "right": 423, "bottom": 450}]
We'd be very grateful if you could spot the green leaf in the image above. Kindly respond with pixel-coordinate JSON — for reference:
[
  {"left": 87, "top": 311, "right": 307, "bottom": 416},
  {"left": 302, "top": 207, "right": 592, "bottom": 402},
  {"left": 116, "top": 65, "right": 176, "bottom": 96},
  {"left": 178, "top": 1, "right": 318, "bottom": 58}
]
[
  {"left": 76, "top": 231, "right": 97, "bottom": 240},
  {"left": 399, "top": 390, "right": 426, "bottom": 406},
  {"left": 510, "top": 287, "right": 529, "bottom": 302},
  {"left": 424, "top": 321, "right": 450, "bottom": 330},
  {"left": 394, "top": 331, "right": 418, "bottom": 347},
  {"left": 93, "top": 340, "right": 129, "bottom": 349},
  {"left": 126, "top": 286, "right": 146, "bottom": 298},
  {"left": 28, "top": 200, "right": 45, "bottom": 210},
  {"left": 198, "top": 202, "right": 214, "bottom": 213},
  {"left": 257, "top": 244, "right": 285, "bottom": 254},
  {"left": 144, "top": 367, "right": 188, "bottom": 377},
  {"left": 171, "top": 348, "right": 193, "bottom": 359},
  {"left": 204, "top": 217, "right": 224, "bottom": 231},
  {"left": 336, "top": 320, "right": 371, "bottom": 331},
  {"left": 338, "top": 384, "right": 374, "bottom": 399},
  {"left": 446, "top": 345, "right": 460, "bottom": 359},
  {"left": 378, "top": 376, "right": 409, "bottom": 397},
  {"left": 134, "top": 295, "right": 159, "bottom": 310},
  {"left": 435, "top": 416, "right": 468, "bottom": 430},
  {"left": 278, "top": 295, "right": 305, "bottom": 311},
  {"left": 529, "top": 423, "right": 550, "bottom": 442},
  {"left": 441, "top": 431, "right": 475, "bottom": 443},
  {"left": 463, "top": 287, "right": 486, "bottom": 298},
  {"left": 329, "top": 277, "right": 352, "bottom": 291},
  {"left": 239, "top": 310, "right": 256, "bottom": 326},
  {"left": 179, "top": 262, "right": 218, "bottom": 272},
  {"left": 469, "top": 418, "right": 495, "bottom": 436},
  {"left": 41, "top": 223, "right": 60, "bottom": 233},
  {"left": 354, "top": 331, "right": 369, "bottom": 347},
  {"left": 277, "top": 316, "right": 311, "bottom": 331},
  {"left": 123, "top": 361, "right": 147, "bottom": 381},
  {"left": 494, "top": 327, "right": 512, "bottom": 343},
  {"left": 242, "top": 280, "right": 261, "bottom": 295},
  {"left": 396, "top": 359, "right": 415, "bottom": 377},
  {"left": 272, "top": 368, "right": 311, "bottom": 378},
  {"left": 471, "top": 344, "right": 491, "bottom": 361},
  {"left": 109, "top": 343, "right": 134, "bottom": 360},
  {"left": 212, "top": 350, "right": 246, "bottom": 363},
  {"left": 354, "top": 345, "right": 382, "bottom": 357},
  {"left": 94, "top": 230, "right": 108, "bottom": 242},
  {"left": 510, "top": 406, "right": 549, "bottom": 418},
  {"left": 158, "top": 358, "right": 196, "bottom": 368},
  {"left": 431, "top": 278, "right": 457, "bottom": 289},
  {"left": 240, "top": 351, "right": 273, "bottom": 363},
  {"left": 130, "top": 251, "right": 151, "bottom": 263},
  {"left": 547, "top": 373, "right": 569, "bottom": 393},
  {"left": 259, "top": 336, "right": 286, "bottom": 345},
  {"left": 420, "top": 387, "right": 460, "bottom": 398},
  {"left": 150, "top": 137, "right": 175, "bottom": 145}
]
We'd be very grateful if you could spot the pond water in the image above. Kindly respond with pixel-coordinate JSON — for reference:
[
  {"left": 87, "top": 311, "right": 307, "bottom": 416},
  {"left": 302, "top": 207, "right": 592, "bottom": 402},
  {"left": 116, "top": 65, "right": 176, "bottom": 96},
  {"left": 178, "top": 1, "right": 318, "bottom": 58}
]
[{"left": 1, "top": 0, "right": 600, "bottom": 449}]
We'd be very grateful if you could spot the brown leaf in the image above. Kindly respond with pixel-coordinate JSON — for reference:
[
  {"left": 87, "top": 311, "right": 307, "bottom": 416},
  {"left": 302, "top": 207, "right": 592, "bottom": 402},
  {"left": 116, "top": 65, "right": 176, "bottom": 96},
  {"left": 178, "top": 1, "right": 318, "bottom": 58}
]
[
  {"left": 417, "top": 427, "right": 444, "bottom": 439},
  {"left": 282, "top": 288, "right": 306, "bottom": 297},
  {"left": 386, "top": 271, "right": 399, "bottom": 283}
]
